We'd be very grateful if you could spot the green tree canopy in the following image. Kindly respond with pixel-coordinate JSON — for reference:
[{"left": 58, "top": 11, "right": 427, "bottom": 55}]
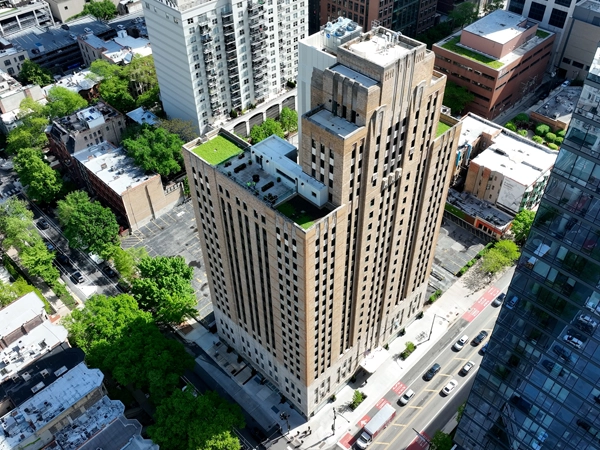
[
  {"left": 57, "top": 191, "right": 119, "bottom": 258},
  {"left": 158, "top": 118, "right": 199, "bottom": 142},
  {"left": 442, "top": 81, "right": 475, "bottom": 116},
  {"left": 14, "top": 147, "right": 63, "bottom": 204},
  {"left": 430, "top": 431, "right": 454, "bottom": 450},
  {"left": 18, "top": 60, "right": 53, "bottom": 86},
  {"left": 481, "top": 240, "right": 520, "bottom": 274},
  {"left": 511, "top": 209, "right": 535, "bottom": 245},
  {"left": 69, "top": 0, "right": 117, "bottom": 20},
  {"left": 111, "top": 246, "right": 148, "bottom": 281},
  {"left": 45, "top": 86, "right": 88, "bottom": 118},
  {"left": 131, "top": 255, "right": 197, "bottom": 324},
  {"left": 279, "top": 107, "right": 298, "bottom": 133},
  {"left": 64, "top": 293, "right": 194, "bottom": 401},
  {"left": 6, "top": 115, "right": 48, "bottom": 154},
  {"left": 250, "top": 118, "right": 285, "bottom": 144},
  {"left": 122, "top": 126, "right": 184, "bottom": 177},
  {"left": 484, "top": 0, "right": 505, "bottom": 14},
  {"left": 450, "top": 2, "right": 479, "bottom": 29},
  {"left": 148, "top": 389, "right": 245, "bottom": 450}
]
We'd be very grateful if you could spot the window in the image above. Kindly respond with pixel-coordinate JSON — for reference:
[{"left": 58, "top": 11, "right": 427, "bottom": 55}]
[
  {"left": 187, "top": 18, "right": 194, "bottom": 24},
  {"left": 527, "top": 2, "right": 546, "bottom": 21},
  {"left": 548, "top": 8, "right": 567, "bottom": 28},
  {"left": 555, "top": 0, "right": 570, "bottom": 6}
]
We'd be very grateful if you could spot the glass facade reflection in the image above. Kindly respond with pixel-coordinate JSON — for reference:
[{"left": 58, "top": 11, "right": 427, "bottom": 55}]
[{"left": 455, "top": 47, "right": 600, "bottom": 450}]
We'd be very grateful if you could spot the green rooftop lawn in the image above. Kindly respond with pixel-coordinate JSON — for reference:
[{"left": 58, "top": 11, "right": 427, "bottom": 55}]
[
  {"left": 437, "top": 121, "right": 452, "bottom": 137},
  {"left": 441, "top": 36, "right": 504, "bottom": 69},
  {"left": 193, "top": 135, "right": 243, "bottom": 165},
  {"left": 536, "top": 29, "right": 550, "bottom": 39},
  {"left": 277, "top": 195, "right": 330, "bottom": 230}
]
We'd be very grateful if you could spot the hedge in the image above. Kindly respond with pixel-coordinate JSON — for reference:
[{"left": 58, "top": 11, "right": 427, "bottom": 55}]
[
  {"left": 535, "top": 123, "right": 551, "bottom": 136},
  {"left": 532, "top": 135, "right": 544, "bottom": 144}
]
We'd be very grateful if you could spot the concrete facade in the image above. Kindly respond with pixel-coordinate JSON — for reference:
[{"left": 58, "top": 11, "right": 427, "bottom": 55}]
[
  {"left": 0, "top": 0, "right": 54, "bottom": 36},
  {"left": 144, "top": 0, "right": 307, "bottom": 135},
  {"left": 0, "top": 37, "right": 29, "bottom": 77},
  {"left": 183, "top": 26, "right": 460, "bottom": 417},
  {"left": 45, "top": 0, "right": 121, "bottom": 22},
  {"left": 433, "top": 10, "right": 555, "bottom": 120}
]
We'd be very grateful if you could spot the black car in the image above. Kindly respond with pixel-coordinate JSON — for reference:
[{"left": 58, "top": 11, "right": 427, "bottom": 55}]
[
  {"left": 70, "top": 271, "right": 84, "bottom": 284},
  {"left": 102, "top": 265, "right": 118, "bottom": 278},
  {"left": 492, "top": 293, "right": 505, "bottom": 307},
  {"left": 37, "top": 219, "right": 50, "bottom": 230},
  {"left": 472, "top": 330, "right": 489, "bottom": 346},
  {"left": 55, "top": 252, "right": 72, "bottom": 267},
  {"left": 424, "top": 363, "right": 441, "bottom": 381},
  {"left": 552, "top": 345, "right": 572, "bottom": 363}
]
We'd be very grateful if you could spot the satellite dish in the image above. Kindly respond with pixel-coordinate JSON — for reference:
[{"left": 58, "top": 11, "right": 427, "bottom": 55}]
[{"left": 326, "top": 33, "right": 330, "bottom": 38}]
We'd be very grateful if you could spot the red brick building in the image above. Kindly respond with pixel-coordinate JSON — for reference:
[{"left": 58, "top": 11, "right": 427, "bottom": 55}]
[{"left": 432, "top": 10, "right": 555, "bottom": 120}]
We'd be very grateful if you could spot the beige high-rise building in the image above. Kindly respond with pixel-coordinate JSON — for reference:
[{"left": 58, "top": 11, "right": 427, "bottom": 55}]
[{"left": 183, "top": 25, "right": 461, "bottom": 417}]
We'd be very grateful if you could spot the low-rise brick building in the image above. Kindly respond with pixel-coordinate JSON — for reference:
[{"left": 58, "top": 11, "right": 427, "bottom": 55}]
[{"left": 433, "top": 10, "right": 555, "bottom": 120}]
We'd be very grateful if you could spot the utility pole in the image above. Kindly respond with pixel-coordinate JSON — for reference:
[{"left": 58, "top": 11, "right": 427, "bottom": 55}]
[
  {"left": 412, "top": 428, "right": 433, "bottom": 449},
  {"left": 332, "top": 407, "right": 337, "bottom": 434}
]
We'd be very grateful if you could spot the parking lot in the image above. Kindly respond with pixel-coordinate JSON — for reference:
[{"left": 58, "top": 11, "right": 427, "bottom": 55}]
[
  {"left": 432, "top": 220, "right": 487, "bottom": 278},
  {"left": 122, "top": 201, "right": 214, "bottom": 325}
]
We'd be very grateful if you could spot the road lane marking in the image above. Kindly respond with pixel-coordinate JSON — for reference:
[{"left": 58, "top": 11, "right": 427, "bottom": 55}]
[{"left": 392, "top": 423, "right": 407, "bottom": 427}]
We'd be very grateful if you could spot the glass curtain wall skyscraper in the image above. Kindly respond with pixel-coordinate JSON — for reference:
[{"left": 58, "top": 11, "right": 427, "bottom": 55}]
[{"left": 455, "top": 47, "right": 600, "bottom": 450}]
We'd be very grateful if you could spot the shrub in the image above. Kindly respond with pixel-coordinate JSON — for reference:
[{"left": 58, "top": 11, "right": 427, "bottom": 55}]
[
  {"left": 548, "top": 143, "right": 559, "bottom": 150},
  {"left": 535, "top": 123, "right": 551, "bottom": 136},
  {"left": 505, "top": 122, "right": 517, "bottom": 132},
  {"left": 557, "top": 129, "right": 566, "bottom": 138},
  {"left": 532, "top": 135, "right": 544, "bottom": 144},
  {"left": 350, "top": 390, "right": 366, "bottom": 410},
  {"left": 555, "top": 137, "right": 564, "bottom": 145},
  {"left": 517, "top": 129, "right": 527, "bottom": 136},
  {"left": 286, "top": 80, "right": 296, "bottom": 88},
  {"left": 230, "top": 109, "right": 238, "bottom": 119},
  {"left": 513, "top": 113, "right": 530, "bottom": 123},
  {"left": 545, "top": 132, "right": 557, "bottom": 143},
  {"left": 400, "top": 341, "right": 416, "bottom": 360}
]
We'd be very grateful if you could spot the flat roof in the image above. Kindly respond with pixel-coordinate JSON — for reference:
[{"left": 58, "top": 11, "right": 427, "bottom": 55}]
[
  {"left": 126, "top": 107, "right": 159, "bottom": 126},
  {"left": 6, "top": 16, "right": 111, "bottom": 57},
  {"left": 73, "top": 142, "right": 152, "bottom": 196},
  {"left": 447, "top": 189, "right": 513, "bottom": 229},
  {"left": 43, "top": 69, "right": 102, "bottom": 96},
  {"left": 463, "top": 10, "right": 527, "bottom": 45},
  {"left": 579, "top": 0, "right": 600, "bottom": 11},
  {"left": 0, "top": 292, "right": 44, "bottom": 339},
  {"left": 307, "top": 108, "right": 361, "bottom": 138},
  {"left": 0, "top": 363, "right": 103, "bottom": 450},
  {"left": 330, "top": 64, "right": 377, "bottom": 87},
  {"left": 347, "top": 33, "right": 411, "bottom": 66},
  {"left": 534, "top": 86, "right": 582, "bottom": 122}
]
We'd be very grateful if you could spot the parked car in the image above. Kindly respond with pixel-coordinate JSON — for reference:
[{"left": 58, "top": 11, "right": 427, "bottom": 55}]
[
  {"left": 578, "top": 314, "right": 598, "bottom": 329},
  {"left": 37, "top": 218, "right": 50, "bottom": 230},
  {"left": 460, "top": 361, "right": 476, "bottom": 375},
  {"left": 563, "top": 335, "right": 584, "bottom": 349},
  {"left": 424, "top": 363, "right": 441, "bottom": 381},
  {"left": 55, "top": 252, "right": 72, "bottom": 267},
  {"left": 45, "top": 241, "right": 55, "bottom": 251},
  {"left": 453, "top": 335, "right": 469, "bottom": 351},
  {"left": 70, "top": 271, "right": 84, "bottom": 284},
  {"left": 398, "top": 389, "right": 415, "bottom": 406},
  {"left": 561, "top": 79, "right": 571, "bottom": 88},
  {"left": 472, "top": 331, "right": 488, "bottom": 346},
  {"left": 102, "top": 265, "right": 118, "bottom": 278},
  {"left": 442, "top": 379, "right": 458, "bottom": 395},
  {"left": 480, "top": 344, "right": 489, "bottom": 355},
  {"left": 492, "top": 293, "right": 505, "bottom": 307},
  {"left": 552, "top": 345, "right": 572, "bottom": 363},
  {"left": 505, "top": 295, "right": 519, "bottom": 309}
]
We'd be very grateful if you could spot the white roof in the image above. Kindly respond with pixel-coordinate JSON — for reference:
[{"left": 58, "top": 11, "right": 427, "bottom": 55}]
[
  {"left": 114, "top": 35, "right": 152, "bottom": 57},
  {"left": 126, "top": 107, "right": 159, "bottom": 125},
  {"left": 330, "top": 64, "right": 377, "bottom": 88},
  {"left": 0, "top": 363, "right": 103, "bottom": 450},
  {"left": 73, "top": 142, "right": 156, "bottom": 195},
  {"left": 308, "top": 108, "right": 361, "bottom": 137},
  {"left": 461, "top": 115, "right": 557, "bottom": 186},
  {"left": 463, "top": 10, "right": 527, "bottom": 45},
  {"left": 0, "top": 292, "right": 44, "bottom": 338},
  {"left": 45, "top": 69, "right": 102, "bottom": 96},
  {"left": 347, "top": 34, "right": 411, "bottom": 66}
]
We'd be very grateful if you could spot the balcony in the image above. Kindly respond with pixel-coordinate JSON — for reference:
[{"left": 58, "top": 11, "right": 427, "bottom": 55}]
[
  {"left": 251, "top": 32, "right": 267, "bottom": 43},
  {"left": 224, "top": 24, "right": 235, "bottom": 35},
  {"left": 222, "top": 11, "right": 233, "bottom": 24},
  {"left": 229, "top": 67, "right": 239, "bottom": 76},
  {"left": 230, "top": 75, "right": 240, "bottom": 85},
  {"left": 250, "top": 18, "right": 264, "bottom": 28},
  {"left": 201, "top": 35, "right": 212, "bottom": 45},
  {"left": 199, "top": 24, "right": 210, "bottom": 34},
  {"left": 205, "top": 61, "right": 215, "bottom": 71},
  {"left": 253, "top": 73, "right": 266, "bottom": 82},
  {"left": 224, "top": 33, "right": 235, "bottom": 44},
  {"left": 251, "top": 41, "right": 264, "bottom": 52},
  {"left": 203, "top": 48, "right": 213, "bottom": 57},
  {"left": 254, "top": 56, "right": 267, "bottom": 66}
]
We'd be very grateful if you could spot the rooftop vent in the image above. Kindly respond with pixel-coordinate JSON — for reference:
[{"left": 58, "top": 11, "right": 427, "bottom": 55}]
[
  {"left": 22, "top": 372, "right": 31, "bottom": 381},
  {"left": 40, "top": 369, "right": 50, "bottom": 377},
  {"left": 31, "top": 381, "right": 45, "bottom": 394}
]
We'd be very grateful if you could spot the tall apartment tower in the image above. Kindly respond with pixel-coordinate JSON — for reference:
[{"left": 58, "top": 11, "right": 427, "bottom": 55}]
[
  {"left": 144, "top": 0, "right": 308, "bottom": 134},
  {"left": 455, "top": 47, "right": 600, "bottom": 450},
  {"left": 183, "top": 26, "right": 459, "bottom": 417}
]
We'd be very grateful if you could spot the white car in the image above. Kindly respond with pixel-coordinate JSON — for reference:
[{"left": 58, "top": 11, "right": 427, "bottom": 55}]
[
  {"left": 461, "top": 361, "right": 476, "bottom": 375},
  {"left": 453, "top": 335, "right": 469, "bottom": 351},
  {"left": 563, "top": 335, "right": 583, "bottom": 349},
  {"left": 578, "top": 315, "right": 598, "bottom": 328},
  {"left": 399, "top": 389, "right": 415, "bottom": 406},
  {"left": 442, "top": 379, "right": 458, "bottom": 395}
]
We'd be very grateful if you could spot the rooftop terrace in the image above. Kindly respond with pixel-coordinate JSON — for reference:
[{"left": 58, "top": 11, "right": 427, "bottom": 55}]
[
  {"left": 193, "top": 134, "right": 244, "bottom": 166},
  {"left": 306, "top": 107, "right": 361, "bottom": 138},
  {"left": 53, "top": 102, "right": 120, "bottom": 134},
  {"left": 342, "top": 26, "right": 421, "bottom": 67}
]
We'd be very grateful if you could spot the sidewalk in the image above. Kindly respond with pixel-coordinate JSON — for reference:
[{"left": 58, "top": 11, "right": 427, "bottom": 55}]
[{"left": 176, "top": 266, "right": 515, "bottom": 450}]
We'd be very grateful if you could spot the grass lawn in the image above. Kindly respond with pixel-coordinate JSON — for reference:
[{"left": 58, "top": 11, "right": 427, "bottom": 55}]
[
  {"left": 437, "top": 121, "right": 452, "bottom": 137},
  {"left": 277, "top": 202, "right": 315, "bottom": 230},
  {"left": 445, "top": 202, "right": 466, "bottom": 220},
  {"left": 441, "top": 37, "right": 504, "bottom": 69},
  {"left": 277, "top": 195, "right": 330, "bottom": 230},
  {"left": 193, "top": 135, "right": 243, "bottom": 165},
  {"left": 536, "top": 30, "right": 550, "bottom": 39}
]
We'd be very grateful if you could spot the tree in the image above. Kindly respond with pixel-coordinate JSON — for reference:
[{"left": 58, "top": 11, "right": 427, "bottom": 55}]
[
  {"left": 261, "top": 118, "right": 285, "bottom": 140},
  {"left": 18, "top": 60, "right": 53, "bottom": 86},
  {"left": 481, "top": 240, "right": 520, "bottom": 274},
  {"left": 279, "top": 107, "right": 298, "bottom": 133},
  {"left": 457, "top": 402, "right": 466, "bottom": 422},
  {"left": 6, "top": 114, "right": 49, "bottom": 154},
  {"left": 430, "top": 431, "right": 454, "bottom": 450},
  {"left": 450, "top": 2, "right": 479, "bottom": 29},
  {"left": 249, "top": 123, "right": 267, "bottom": 143},
  {"left": 45, "top": 86, "right": 87, "bottom": 118},
  {"left": 20, "top": 240, "right": 59, "bottom": 281},
  {"left": 71, "top": 0, "right": 117, "bottom": 20},
  {"left": 131, "top": 255, "right": 197, "bottom": 324},
  {"left": 122, "top": 126, "right": 184, "bottom": 177},
  {"left": 57, "top": 191, "right": 119, "bottom": 258},
  {"left": 14, "top": 148, "right": 63, "bottom": 204},
  {"left": 416, "top": 21, "right": 454, "bottom": 49},
  {"left": 148, "top": 389, "right": 245, "bottom": 450},
  {"left": 443, "top": 81, "right": 475, "bottom": 116},
  {"left": 158, "top": 118, "right": 199, "bottom": 142},
  {"left": 111, "top": 246, "right": 148, "bottom": 280},
  {"left": 484, "top": 0, "right": 505, "bottom": 14}
]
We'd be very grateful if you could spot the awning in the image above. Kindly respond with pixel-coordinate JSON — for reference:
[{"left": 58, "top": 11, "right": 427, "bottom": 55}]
[{"left": 359, "top": 346, "right": 389, "bottom": 373}]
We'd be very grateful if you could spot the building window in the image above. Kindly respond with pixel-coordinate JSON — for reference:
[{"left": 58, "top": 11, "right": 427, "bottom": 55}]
[
  {"left": 548, "top": 8, "right": 567, "bottom": 28},
  {"left": 554, "top": 0, "right": 571, "bottom": 6},
  {"left": 527, "top": 2, "right": 546, "bottom": 21}
]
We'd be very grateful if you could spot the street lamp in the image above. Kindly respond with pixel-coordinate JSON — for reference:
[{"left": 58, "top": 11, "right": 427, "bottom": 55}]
[
  {"left": 332, "top": 407, "right": 337, "bottom": 433},
  {"left": 412, "top": 428, "right": 433, "bottom": 449}
]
